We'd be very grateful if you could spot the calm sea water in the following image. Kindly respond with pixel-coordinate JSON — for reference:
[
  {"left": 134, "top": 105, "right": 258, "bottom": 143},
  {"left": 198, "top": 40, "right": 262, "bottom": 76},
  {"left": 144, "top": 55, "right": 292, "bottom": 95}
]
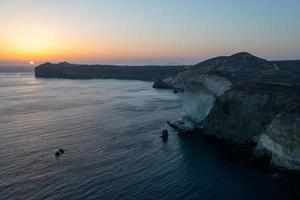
[{"left": 0, "top": 73, "right": 299, "bottom": 200}]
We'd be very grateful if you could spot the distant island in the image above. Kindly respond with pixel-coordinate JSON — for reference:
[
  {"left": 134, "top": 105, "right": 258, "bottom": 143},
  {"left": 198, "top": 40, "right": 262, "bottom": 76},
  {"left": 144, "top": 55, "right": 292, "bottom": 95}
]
[
  {"left": 35, "top": 62, "right": 187, "bottom": 81},
  {"left": 35, "top": 53, "right": 300, "bottom": 171}
]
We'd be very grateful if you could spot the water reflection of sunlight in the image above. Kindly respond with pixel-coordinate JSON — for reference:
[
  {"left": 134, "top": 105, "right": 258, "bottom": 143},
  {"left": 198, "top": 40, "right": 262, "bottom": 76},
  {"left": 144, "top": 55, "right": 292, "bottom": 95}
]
[{"left": 13, "top": 74, "right": 41, "bottom": 93}]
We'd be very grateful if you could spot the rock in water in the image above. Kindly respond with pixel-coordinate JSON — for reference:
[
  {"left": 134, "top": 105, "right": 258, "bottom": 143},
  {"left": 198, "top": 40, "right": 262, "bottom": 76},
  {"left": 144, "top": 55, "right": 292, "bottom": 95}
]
[
  {"left": 55, "top": 148, "right": 65, "bottom": 157},
  {"left": 161, "top": 129, "right": 169, "bottom": 139},
  {"left": 55, "top": 151, "right": 61, "bottom": 157},
  {"left": 153, "top": 79, "right": 172, "bottom": 89}
]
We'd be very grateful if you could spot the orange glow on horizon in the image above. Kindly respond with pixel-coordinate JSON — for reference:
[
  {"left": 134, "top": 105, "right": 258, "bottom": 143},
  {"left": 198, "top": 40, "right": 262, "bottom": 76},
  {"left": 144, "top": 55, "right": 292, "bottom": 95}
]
[
  {"left": 0, "top": 23, "right": 219, "bottom": 64},
  {"left": 1, "top": 1, "right": 300, "bottom": 65}
]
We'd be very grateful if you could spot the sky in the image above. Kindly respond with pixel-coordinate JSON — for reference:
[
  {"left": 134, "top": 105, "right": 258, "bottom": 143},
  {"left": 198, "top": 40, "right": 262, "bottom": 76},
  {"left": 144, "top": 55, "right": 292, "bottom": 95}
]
[{"left": 0, "top": 0, "right": 300, "bottom": 66}]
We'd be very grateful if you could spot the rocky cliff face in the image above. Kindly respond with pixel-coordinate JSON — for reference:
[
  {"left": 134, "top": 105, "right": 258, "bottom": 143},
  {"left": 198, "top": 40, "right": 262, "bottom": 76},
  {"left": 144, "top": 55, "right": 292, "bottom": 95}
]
[
  {"left": 168, "top": 52, "right": 300, "bottom": 171},
  {"left": 255, "top": 105, "right": 300, "bottom": 170}
]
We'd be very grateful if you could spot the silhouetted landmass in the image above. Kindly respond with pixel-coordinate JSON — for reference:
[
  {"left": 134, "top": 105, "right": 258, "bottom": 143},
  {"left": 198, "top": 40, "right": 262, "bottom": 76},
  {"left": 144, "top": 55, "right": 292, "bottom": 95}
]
[
  {"left": 35, "top": 62, "right": 187, "bottom": 81},
  {"left": 34, "top": 59, "right": 300, "bottom": 85}
]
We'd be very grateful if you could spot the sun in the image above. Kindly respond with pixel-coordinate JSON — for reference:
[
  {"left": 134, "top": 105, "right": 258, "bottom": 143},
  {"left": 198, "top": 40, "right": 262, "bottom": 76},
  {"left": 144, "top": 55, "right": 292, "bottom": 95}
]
[{"left": 29, "top": 61, "right": 35, "bottom": 65}]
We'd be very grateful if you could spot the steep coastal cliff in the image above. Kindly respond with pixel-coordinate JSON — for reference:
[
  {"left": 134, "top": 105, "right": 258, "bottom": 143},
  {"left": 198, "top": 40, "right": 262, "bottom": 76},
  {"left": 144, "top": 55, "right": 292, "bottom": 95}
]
[
  {"left": 35, "top": 62, "right": 186, "bottom": 81},
  {"left": 167, "top": 52, "right": 300, "bottom": 170}
]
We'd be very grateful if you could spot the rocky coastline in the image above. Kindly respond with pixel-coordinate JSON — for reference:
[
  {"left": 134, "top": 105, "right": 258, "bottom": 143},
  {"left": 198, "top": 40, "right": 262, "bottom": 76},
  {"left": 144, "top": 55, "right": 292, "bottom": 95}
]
[
  {"left": 165, "top": 52, "right": 300, "bottom": 171},
  {"left": 34, "top": 53, "right": 300, "bottom": 171}
]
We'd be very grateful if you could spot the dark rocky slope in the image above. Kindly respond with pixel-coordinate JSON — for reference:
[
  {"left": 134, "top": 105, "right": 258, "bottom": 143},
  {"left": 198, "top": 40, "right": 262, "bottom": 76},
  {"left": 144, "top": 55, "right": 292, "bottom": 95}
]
[
  {"left": 35, "top": 62, "right": 186, "bottom": 81},
  {"left": 152, "top": 79, "right": 173, "bottom": 89},
  {"left": 167, "top": 52, "right": 300, "bottom": 171}
]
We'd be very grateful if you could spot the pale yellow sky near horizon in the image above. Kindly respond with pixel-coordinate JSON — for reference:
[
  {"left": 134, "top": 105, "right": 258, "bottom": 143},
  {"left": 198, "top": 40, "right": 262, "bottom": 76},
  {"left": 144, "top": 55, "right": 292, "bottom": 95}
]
[{"left": 1, "top": 0, "right": 300, "bottom": 66}]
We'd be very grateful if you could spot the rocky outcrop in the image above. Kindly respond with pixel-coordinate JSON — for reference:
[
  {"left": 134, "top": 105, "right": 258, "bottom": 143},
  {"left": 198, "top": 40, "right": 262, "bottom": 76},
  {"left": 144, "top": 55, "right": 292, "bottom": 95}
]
[
  {"left": 168, "top": 52, "right": 300, "bottom": 170},
  {"left": 255, "top": 105, "right": 300, "bottom": 170},
  {"left": 35, "top": 62, "right": 186, "bottom": 81},
  {"left": 152, "top": 79, "right": 173, "bottom": 89}
]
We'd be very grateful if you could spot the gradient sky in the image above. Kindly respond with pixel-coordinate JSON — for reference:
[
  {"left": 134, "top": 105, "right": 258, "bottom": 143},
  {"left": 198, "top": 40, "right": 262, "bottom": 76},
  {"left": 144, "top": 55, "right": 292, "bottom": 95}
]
[{"left": 0, "top": 0, "right": 300, "bottom": 66}]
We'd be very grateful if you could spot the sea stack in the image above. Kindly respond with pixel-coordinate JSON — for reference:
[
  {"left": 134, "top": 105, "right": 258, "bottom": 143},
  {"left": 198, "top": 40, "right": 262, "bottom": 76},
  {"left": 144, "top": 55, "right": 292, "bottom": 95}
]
[{"left": 161, "top": 129, "right": 169, "bottom": 139}]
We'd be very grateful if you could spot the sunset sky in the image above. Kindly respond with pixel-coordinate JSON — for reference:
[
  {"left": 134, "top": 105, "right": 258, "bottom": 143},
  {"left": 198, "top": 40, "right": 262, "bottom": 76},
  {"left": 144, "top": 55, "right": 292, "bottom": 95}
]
[{"left": 0, "top": 0, "right": 300, "bottom": 66}]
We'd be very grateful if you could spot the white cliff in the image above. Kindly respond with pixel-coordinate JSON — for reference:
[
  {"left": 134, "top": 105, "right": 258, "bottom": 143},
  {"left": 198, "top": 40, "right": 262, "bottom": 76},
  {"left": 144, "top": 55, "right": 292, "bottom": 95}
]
[
  {"left": 256, "top": 135, "right": 300, "bottom": 170},
  {"left": 167, "top": 52, "right": 300, "bottom": 171},
  {"left": 255, "top": 109, "right": 300, "bottom": 170},
  {"left": 168, "top": 74, "right": 231, "bottom": 132}
]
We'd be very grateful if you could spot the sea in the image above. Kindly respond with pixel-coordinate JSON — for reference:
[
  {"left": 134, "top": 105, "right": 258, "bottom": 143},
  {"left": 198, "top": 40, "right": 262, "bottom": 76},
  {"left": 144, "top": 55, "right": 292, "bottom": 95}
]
[{"left": 0, "top": 73, "right": 299, "bottom": 200}]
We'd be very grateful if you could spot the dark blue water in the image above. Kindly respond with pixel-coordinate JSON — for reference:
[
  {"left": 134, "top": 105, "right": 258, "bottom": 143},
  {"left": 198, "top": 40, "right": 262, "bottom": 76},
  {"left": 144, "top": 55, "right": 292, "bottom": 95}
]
[{"left": 0, "top": 73, "right": 299, "bottom": 200}]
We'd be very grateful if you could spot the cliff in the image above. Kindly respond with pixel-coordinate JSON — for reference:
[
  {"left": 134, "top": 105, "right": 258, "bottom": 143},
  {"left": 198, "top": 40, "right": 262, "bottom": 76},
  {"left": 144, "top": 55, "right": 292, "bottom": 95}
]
[
  {"left": 34, "top": 62, "right": 186, "bottom": 81},
  {"left": 167, "top": 52, "right": 300, "bottom": 171}
]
